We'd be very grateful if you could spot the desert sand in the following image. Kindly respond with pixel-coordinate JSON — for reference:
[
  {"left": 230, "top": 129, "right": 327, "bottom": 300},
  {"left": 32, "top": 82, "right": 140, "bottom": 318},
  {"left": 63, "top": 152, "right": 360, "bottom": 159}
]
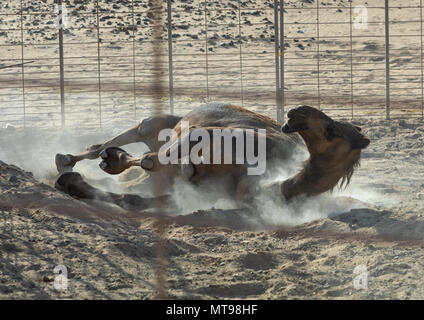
[{"left": 1, "top": 0, "right": 424, "bottom": 300}]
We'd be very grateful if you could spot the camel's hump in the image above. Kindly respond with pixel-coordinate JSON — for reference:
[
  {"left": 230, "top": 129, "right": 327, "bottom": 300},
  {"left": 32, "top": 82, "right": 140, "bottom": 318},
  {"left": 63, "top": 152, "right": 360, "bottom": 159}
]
[{"left": 180, "top": 102, "right": 282, "bottom": 131}]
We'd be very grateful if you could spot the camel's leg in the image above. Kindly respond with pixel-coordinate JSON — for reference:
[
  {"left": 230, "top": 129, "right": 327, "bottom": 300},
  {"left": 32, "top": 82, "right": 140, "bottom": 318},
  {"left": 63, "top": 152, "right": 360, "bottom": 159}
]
[
  {"left": 98, "top": 147, "right": 196, "bottom": 189},
  {"left": 95, "top": 147, "right": 161, "bottom": 175},
  {"left": 98, "top": 147, "right": 176, "bottom": 174},
  {"left": 55, "top": 123, "right": 143, "bottom": 173},
  {"left": 55, "top": 172, "right": 171, "bottom": 210}
]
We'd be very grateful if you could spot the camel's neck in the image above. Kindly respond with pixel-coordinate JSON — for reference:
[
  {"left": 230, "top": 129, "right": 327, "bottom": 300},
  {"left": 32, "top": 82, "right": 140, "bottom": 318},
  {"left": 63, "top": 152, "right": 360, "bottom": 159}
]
[{"left": 280, "top": 153, "right": 358, "bottom": 200}]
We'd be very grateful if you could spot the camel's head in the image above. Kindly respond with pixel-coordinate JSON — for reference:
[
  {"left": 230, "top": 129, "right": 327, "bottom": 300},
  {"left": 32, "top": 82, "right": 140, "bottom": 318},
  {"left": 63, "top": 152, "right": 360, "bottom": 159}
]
[
  {"left": 281, "top": 106, "right": 370, "bottom": 190},
  {"left": 281, "top": 105, "right": 370, "bottom": 153}
]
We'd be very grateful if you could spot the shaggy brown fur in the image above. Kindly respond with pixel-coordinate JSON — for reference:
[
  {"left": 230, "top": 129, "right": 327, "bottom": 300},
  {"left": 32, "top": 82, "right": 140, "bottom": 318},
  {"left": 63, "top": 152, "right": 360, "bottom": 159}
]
[{"left": 280, "top": 105, "right": 369, "bottom": 199}]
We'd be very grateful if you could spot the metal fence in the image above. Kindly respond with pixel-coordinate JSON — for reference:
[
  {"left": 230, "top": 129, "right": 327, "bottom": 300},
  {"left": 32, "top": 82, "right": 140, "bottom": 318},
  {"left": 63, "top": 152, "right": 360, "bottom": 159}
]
[
  {"left": 0, "top": 0, "right": 423, "bottom": 131},
  {"left": 276, "top": 0, "right": 424, "bottom": 120}
]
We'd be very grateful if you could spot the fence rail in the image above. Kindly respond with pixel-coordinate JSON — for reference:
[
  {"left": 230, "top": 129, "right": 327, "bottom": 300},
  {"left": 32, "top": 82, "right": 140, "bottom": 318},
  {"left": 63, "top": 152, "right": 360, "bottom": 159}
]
[{"left": 0, "top": 0, "right": 423, "bottom": 130}]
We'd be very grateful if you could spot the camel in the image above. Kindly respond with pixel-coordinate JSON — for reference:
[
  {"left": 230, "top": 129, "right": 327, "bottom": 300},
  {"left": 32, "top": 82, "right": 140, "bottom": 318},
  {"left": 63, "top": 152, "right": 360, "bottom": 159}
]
[{"left": 55, "top": 103, "right": 370, "bottom": 210}]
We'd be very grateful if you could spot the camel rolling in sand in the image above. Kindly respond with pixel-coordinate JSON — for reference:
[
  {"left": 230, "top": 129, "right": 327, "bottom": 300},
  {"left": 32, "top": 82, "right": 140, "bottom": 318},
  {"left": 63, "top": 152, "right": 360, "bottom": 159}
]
[{"left": 55, "top": 103, "right": 370, "bottom": 210}]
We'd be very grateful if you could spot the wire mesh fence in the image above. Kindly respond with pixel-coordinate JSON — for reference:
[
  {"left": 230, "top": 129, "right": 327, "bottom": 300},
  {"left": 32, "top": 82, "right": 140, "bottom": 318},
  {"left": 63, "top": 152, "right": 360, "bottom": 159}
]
[
  {"left": 278, "top": 0, "right": 424, "bottom": 120},
  {"left": 0, "top": 0, "right": 423, "bottom": 131}
]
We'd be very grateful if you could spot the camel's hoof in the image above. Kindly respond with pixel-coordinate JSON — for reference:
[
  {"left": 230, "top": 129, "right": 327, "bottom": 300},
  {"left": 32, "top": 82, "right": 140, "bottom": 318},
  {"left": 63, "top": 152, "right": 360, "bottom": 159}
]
[
  {"left": 99, "top": 161, "right": 108, "bottom": 170},
  {"left": 99, "top": 149, "right": 108, "bottom": 160},
  {"left": 98, "top": 147, "right": 131, "bottom": 175},
  {"left": 55, "top": 153, "right": 76, "bottom": 174}
]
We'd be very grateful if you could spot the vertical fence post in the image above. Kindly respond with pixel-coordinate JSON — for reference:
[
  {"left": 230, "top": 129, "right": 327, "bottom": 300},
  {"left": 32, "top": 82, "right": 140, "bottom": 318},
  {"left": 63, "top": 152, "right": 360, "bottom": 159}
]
[
  {"left": 204, "top": 0, "right": 209, "bottom": 100},
  {"left": 150, "top": 0, "right": 168, "bottom": 300},
  {"left": 238, "top": 2, "right": 244, "bottom": 107},
  {"left": 131, "top": 0, "right": 137, "bottom": 122},
  {"left": 279, "top": 0, "right": 285, "bottom": 122},
  {"left": 58, "top": 0, "right": 66, "bottom": 128},
  {"left": 274, "top": 0, "right": 280, "bottom": 122},
  {"left": 349, "top": 0, "right": 354, "bottom": 119},
  {"left": 316, "top": 0, "right": 321, "bottom": 110},
  {"left": 421, "top": 0, "right": 423, "bottom": 119},
  {"left": 274, "top": 0, "right": 282, "bottom": 123},
  {"left": 167, "top": 0, "right": 174, "bottom": 114},
  {"left": 96, "top": 0, "right": 102, "bottom": 128},
  {"left": 385, "top": 0, "right": 391, "bottom": 120},
  {"left": 20, "top": 0, "right": 26, "bottom": 128}
]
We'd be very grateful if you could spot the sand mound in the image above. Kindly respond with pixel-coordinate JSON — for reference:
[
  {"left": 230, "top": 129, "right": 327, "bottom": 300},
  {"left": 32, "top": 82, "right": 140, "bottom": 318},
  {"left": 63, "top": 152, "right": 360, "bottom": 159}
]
[{"left": 0, "top": 160, "right": 130, "bottom": 223}]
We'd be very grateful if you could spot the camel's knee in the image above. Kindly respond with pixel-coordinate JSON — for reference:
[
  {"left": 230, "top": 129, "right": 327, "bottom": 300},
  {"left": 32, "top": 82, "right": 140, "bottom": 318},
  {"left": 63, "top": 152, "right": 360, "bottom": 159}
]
[
  {"left": 85, "top": 143, "right": 102, "bottom": 153},
  {"left": 140, "top": 151, "right": 196, "bottom": 181},
  {"left": 136, "top": 115, "right": 182, "bottom": 152},
  {"left": 140, "top": 152, "right": 163, "bottom": 172},
  {"left": 83, "top": 143, "right": 104, "bottom": 159}
]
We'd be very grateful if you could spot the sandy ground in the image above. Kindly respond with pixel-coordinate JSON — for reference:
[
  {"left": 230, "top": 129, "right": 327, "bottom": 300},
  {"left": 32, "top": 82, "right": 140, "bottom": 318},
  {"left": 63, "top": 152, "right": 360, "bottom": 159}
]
[
  {"left": 0, "top": 0, "right": 424, "bottom": 301},
  {"left": 0, "top": 115, "right": 424, "bottom": 300}
]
